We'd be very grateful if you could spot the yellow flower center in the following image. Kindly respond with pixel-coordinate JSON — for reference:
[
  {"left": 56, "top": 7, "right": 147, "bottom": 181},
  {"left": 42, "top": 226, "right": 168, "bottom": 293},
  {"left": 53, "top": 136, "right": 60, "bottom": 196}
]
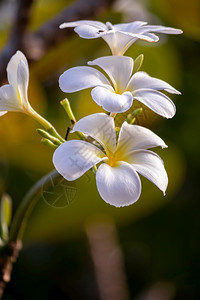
[
  {"left": 106, "top": 151, "right": 121, "bottom": 167},
  {"left": 108, "top": 155, "right": 116, "bottom": 167},
  {"left": 105, "top": 144, "right": 128, "bottom": 167}
]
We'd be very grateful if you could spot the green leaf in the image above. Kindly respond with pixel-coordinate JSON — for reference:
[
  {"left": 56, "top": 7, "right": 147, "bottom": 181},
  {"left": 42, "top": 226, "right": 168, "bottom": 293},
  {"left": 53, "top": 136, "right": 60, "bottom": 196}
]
[
  {"left": 133, "top": 54, "right": 144, "bottom": 73},
  {"left": 0, "top": 193, "right": 12, "bottom": 241}
]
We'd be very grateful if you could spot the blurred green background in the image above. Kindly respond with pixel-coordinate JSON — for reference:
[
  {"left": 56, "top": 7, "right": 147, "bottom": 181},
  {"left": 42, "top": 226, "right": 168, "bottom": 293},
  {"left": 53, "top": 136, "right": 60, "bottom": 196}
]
[{"left": 0, "top": 0, "right": 200, "bottom": 299}]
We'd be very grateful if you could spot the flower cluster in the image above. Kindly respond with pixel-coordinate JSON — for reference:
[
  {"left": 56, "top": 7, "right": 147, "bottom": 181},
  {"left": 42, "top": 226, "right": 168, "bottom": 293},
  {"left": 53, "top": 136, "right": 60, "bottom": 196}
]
[
  {"left": 0, "top": 19, "right": 182, "bottom": 207},
  {"left": 54, "top": 19, "right": 182, "bottom": 206}
]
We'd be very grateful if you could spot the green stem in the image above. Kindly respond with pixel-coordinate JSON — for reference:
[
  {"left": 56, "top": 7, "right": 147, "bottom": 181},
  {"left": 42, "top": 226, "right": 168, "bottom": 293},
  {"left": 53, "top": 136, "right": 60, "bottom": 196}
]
[
  {"left": 60, "top": 99, "right": 86, "bottom": 141},
  {"left": 9, "top": 170, "right": 62, "bottom": 242},
  {"left": 48, "top": 127, "right": 65, "bottom": 143},
  {"left": 41, "top": 139, "right": 58, "bottom": 149},
  {"left": 110, "top": 112, "right": 117, "bottom": 118},
  {"left": 125, "top": 108, "right": 143, "bottom": 124},
  {"left": 29, "top": 107, "right": 65, "bottom": 143},
  {"left": 60, "top": 99, "right": 76, "bottom": 124},
  {"left": 29, "top": 107, "right": 53, "bottom": 131},
  {"left": 36, "top": 129, "right": 62, "bottom": 145}
]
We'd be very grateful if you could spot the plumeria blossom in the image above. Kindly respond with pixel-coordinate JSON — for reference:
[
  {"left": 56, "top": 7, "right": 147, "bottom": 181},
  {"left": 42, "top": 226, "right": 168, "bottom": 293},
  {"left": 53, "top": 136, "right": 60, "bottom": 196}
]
[
  {"left": 60, "top": 20, "right": 182, "bottom": 55},
  {"left": 0, "top": 51, "right": 33, "bottom": 116},
  {"left": 59, "top": 55, "right": 180, "bottom": 117},
  {"left": 53, "top": 113, "right": 168, "bottom": 207}
]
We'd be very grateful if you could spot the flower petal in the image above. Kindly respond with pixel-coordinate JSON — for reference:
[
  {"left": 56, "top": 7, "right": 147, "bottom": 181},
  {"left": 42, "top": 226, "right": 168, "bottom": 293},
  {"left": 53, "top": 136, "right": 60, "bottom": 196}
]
[
  {"left": 127, "top": 71, "right": 180, "bottom": 94},
  {"left": 105, "top": 22, "right": 158, "bottom": 55},
  {"left": 96, "top": 161, "right": 141, "bottom": 207},
  {"left": 91, "top": 86, "right": 133, "bottom": 113},
  {"left": 140, "top": 25, "right": 183, "bottom": 35},
  {"left": 133, "top": 88, "right": 176, "bottom": 118},
  {"left": 128, "top": 150, "right": 168, "bottom": 195},
  {"left": 116, "top": 122, "right": 167, "bottom": 157},
  {"left": 113, "top": 21, "right": 148, "bottom": 32},
  {"left": 116, "top": 30, "right": 159, "bottom": 42},
  {"left": 102, "top": 30, "right": 159, "bottom": 56},
  {"left": 17, "top": 60, "right": 30, "bottom": 110},
  {"left": 60, "top": 20, "right": 107, "bottom": 39},
  {"left": 53, "top": 140, "right": 106, "bottom": 181},
  {"left": 0, "top": 111, "right": 7, "bottom": 116},
  {"left": 88, "top": 56, "right": 133, "bottom": 91},
  {"left": 134, "top": 32, "right": 159, "bottom": 42},
  {"left": 75, "top": 24, "right": 107, "bottom": 39},
  {"left": 71, "top": 113, "right": 116, "bottom": 154},
  {"left": 0, "top": 84, "right": 22, "bottom": 112},
  {"left": 7, "top": 51, "right": 28, "bottom": 90},
  {"left": 60, "top": 20, "right": 107, "bottom": 30},
  {"left": 59, "top": 66, "right": 111, "bottom": 93},
  {"left": 102, "top": 31, "right": 137, "bottom": 55}
]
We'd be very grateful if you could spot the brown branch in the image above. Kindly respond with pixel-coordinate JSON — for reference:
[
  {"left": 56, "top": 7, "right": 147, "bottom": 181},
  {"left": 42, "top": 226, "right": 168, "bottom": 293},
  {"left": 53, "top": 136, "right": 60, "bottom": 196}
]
[
  {"left": 0, "top": 0, "right": 34, "bottom": 84},
  {"left": 0, "top": 241, "right": 22, "bottom": 300},
  {"left": 0, "top": 0, "right": 115, "bottom": 84},
  {"left": 26, "top": 0, "right": 115, "bottom": 60},
  {"left": 86, "top": 218, "right": 130, "bottom": 300}
]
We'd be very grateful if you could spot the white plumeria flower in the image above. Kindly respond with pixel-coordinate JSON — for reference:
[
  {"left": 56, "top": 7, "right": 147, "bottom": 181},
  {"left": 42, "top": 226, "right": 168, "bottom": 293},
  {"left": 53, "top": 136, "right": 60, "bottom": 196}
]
[
  {"left": 0, "top": 50, "right": 32, "bottom": 116},
  {"left": 59, "top": 55, "right": 180, "bottom": 118},
  {"left": 60, "top": 20, "right": 182, "bottom": 55},
  {"left": 0, "top": 51, "right": 62, "bottom": 134},
  {"left": 53, "top": 113, "right": 168, "bottom": 207}
]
